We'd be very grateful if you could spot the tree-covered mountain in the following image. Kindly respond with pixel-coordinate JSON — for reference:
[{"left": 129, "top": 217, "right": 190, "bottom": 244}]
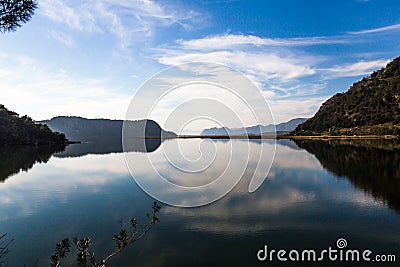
[
  {"left": 201, "top": 118, "right": 307, "bottom": 136},
  {"left": 39, "top": 116, "right": 176, "bottom": 142},
  {"left": 292, "top": 56, "right": 400, "bottom": 135},
  {"left": 0, "top": 104, "right": 66, "bottom": 146}
]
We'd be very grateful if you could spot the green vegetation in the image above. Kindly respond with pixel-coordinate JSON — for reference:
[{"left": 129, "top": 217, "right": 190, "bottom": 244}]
[
  {"left": 0, "top": 104, "right": 67, "bottom": 146},
  {"left": 0, "top": 0, "right": 37, "bottom": 33},
  {"left": 292, "top": 56, "right": 400, "bottom": 136}
]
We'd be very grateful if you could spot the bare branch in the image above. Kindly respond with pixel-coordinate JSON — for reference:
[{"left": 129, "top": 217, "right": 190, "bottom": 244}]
[
  {"left": 50, "top": 202, "right": 161, "bottom": 267},
  {"left": 0, "top": 233, "right": 14, "bottom": 267}
]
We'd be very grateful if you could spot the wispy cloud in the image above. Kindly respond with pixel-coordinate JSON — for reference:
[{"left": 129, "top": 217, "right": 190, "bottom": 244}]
[
  {"left": 157, "top": 50, "right": 317, "bottom": 81},
  {"left": 152, "top": 29, "right": 396, "bottom": 122},
  {"left": 11, "top": 2, "right": 398, "bottom": 124},
  {"left": 321, "top": 59, "right": 389, "bottom": 77},
  {"left": 349, "top": 23, "right": 400, "bottom": 35},
  {"left": 176, "top": 34, "right": 347, "bottom": 50},
  {"left": 155, "top": 30, "right": 393, "bottom": 90},
  {"left": 155, "top": 33, "right": 328, "bottom": 103},
  {"left": 153, "top": 34, "right": 335, "bottom": 123},
  {"left": 39, "top": 0, "right": 204, "bottom": 49},
  {"left": 46, "top": 29, "right": 74, "bottom": 46},
  {"left": 39, "top": 0, "right": 100, "bottom": 32}
]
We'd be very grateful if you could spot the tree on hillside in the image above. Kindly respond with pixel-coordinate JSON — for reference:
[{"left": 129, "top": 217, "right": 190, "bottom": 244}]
[{"left": 0, "top": 0, "right": 37, "bottom": 33}]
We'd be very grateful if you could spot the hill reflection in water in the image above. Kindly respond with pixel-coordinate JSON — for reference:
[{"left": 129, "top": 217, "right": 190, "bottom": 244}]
[
  {"left": 1, "top": 138, "right": 399, "bottom": 214},
  {"left": 294, "top": 139, "right": 400, "bottom": 213},
  {"left": 0, "top": 145, "right": 65, "bottom": 182},
  {"left": 0, "top": 137, "right": 162, "bottom": 182},
  {"left": 0, "top": 138, "right": 399, "bottom": 266},
  {"left": 55, "top": 137, "right": 162, "bottom": 158}
]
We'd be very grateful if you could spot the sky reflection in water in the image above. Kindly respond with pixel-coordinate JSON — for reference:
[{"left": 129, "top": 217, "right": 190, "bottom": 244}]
[{"left": 0, "top": 139, "right": 399, "bottom": 266}]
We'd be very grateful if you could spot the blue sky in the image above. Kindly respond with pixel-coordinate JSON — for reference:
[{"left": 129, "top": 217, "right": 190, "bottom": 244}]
[{"left": 1, "top": 0, "right": 400, "bottom": 125}]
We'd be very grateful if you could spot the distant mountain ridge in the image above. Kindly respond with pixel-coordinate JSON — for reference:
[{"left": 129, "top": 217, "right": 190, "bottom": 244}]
[
  {"left": 201, "top": 118, "right": 307, "bottom": 136},
  {"left": 39, "top": 116, "right": 176, "bottom": 142},
  {"left": 0, "top": 104, "right": 66, "bottom": 146},
  {"left": 292, "top": 56, "right": 400, "bottom": 135}
]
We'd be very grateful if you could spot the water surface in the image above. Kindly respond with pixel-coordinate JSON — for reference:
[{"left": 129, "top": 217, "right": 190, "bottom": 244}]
[{"left": 0, "top": 139, "right": 399, "bottom": 266}]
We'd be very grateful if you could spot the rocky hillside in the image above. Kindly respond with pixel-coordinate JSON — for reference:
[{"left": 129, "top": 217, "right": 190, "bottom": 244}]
[
  {"left": 0, "top": 104, "right": 67, "bottom": 146},
  {"left": 292, "top": 56, "right": 400, "bottom": 135}
]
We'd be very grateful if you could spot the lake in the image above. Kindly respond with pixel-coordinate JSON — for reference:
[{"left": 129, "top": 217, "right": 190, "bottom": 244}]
[{"left": 0, "top": 139, "right": 399, "bottom": 266}]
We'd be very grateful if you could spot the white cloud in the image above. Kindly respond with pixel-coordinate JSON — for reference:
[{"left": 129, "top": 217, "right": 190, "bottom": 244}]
[
  {"left": 154, "top": 33, "right": 371, "bottom": 123},
  {"left": 177, "top": 34, "right": 347, "bottom": 50},
  {"left": 157, "top": 50, "right": 316, "bottom": 82},
  {"left": 156, "top": 30, "right": 396, "bottom": 103},
  {"left": 47, "top": 29, "right": 74, "bottom": 46},
  {"left": 0, "top": 153, "right": 129, "bottom": 221},
  {"left": 349, "top": 23, "right": 400, "bottom": 35},
  {"left": 268, "top": 82, "right": 327, "bottom": 98},
  {"left": 156, "top": 34, "right": 355, "bottom": 85},
  {"left": 39, "top": 0, "right": 100, "bottom": 32},
  {"left": 123, "top": 62, "right": 276, "bottom": 131},
  {"left": 153, "top": 35, "right": 332, "bottom": 124},
  {"left": 153, "top": 32, "right": 361, "bottom": 111},
  {"left": 268, "top": 96, "right": 327, "bottom": 123},
  {"left": 0, "top": 54, "right": 131, "bottom": 120},
  {"left": 7, "top": 0, "right": 397, "bottom": 124},
  {"left": 39, "top": 0, "right": 204, "bottom": 48},
  {"left": 321, "top": 59, "right": 389, "bottom": 78}
]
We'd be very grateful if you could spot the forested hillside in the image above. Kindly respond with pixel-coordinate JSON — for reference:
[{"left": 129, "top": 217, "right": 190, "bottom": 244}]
[
  {"left": 0, "top": 104, "right": 66, "bottom": 146},
  {"left": 292, "top": 57, "right": 400, "bottom": 135}
]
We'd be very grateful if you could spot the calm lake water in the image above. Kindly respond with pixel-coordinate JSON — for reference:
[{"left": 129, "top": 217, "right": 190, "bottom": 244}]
[{"left": 0, "top": 139, "right": 399, "bottom": 266}]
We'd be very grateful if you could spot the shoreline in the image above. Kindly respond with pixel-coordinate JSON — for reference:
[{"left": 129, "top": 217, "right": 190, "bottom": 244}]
[
  {"left": 275, "top": 134, "right": 400, "bottom": 140},
  {"left": 136, "top": 135, "right": 400, "bottom": 140}
]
